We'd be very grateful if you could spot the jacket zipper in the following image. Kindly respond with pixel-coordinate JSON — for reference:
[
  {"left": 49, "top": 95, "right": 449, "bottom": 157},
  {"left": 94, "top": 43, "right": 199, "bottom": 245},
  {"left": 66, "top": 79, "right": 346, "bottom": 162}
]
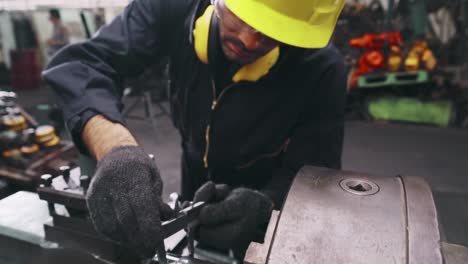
[
  {"left": 203, "top": 78, "right": 236, "bottom": 169},
  {"left": 236, "top": 138, "right": 290, "bottom": 169}
]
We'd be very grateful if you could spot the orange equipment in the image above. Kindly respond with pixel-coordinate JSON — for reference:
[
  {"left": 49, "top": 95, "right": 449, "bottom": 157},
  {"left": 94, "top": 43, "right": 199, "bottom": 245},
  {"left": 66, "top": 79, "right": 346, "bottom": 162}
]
[
  {"left": 349, "top": 32, "right": 403, "bottom": 49},
  {"left": 388, "top": 45, "right": 403, "bottom": 72},
  {"left": 404, "top": 41, "right": 437, "bottom": 72},
  {"left": 349, "top": 32, "right": 403, "bottom": 88}
]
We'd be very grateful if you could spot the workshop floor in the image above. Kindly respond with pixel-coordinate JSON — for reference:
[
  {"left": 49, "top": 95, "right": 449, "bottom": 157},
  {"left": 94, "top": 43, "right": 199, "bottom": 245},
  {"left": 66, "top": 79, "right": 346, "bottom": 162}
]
[{"left": 14, "top": 87, "right": 468, "bottom": 248}]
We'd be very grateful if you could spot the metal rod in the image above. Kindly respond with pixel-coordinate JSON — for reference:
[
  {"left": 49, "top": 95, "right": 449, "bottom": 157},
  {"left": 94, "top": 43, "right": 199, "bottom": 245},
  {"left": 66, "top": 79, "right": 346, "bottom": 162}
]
[{"left": 156, "top": 241, "right": 167, "bottom": 264}]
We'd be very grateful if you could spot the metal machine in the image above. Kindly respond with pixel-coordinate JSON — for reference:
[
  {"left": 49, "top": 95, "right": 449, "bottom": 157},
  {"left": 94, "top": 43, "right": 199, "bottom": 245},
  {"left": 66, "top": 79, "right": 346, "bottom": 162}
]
[
  {"left": 0, "top": 166, "right": 467, "bottom": 263},
  {"left": 0, "top": 91, "right": 78, "bottom": 191},
  {"left": 35, "top": 165, "right": 218, "bottom": 264},
  {"left": 245, "top": 166, "right": 445, "bottom": 264}
]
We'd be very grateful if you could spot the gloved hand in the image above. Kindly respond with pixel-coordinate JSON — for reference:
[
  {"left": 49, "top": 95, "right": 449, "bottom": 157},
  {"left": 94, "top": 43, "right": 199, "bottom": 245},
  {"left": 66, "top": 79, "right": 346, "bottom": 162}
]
[
  {"left": 193, "top": 182, "right": 274, "bottom": 259},
  {"left": 86, "top": 146, "right": 174, "bottom": 258}
]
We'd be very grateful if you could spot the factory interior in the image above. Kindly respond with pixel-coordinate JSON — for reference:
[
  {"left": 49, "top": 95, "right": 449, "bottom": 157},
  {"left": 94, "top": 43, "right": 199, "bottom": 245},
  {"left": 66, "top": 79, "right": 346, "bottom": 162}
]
[{"left": 0, "top": 0, "right": 467, "bottom": 263}]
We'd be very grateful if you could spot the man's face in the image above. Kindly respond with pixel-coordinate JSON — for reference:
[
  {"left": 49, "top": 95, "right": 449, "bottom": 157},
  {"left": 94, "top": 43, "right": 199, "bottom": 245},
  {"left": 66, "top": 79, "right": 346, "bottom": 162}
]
[
  {"left": 216, "top": 0, "right": 280, "bottom": 65},
  {"left": 49, "top": 16, "right": 58, "bottom": 24}
]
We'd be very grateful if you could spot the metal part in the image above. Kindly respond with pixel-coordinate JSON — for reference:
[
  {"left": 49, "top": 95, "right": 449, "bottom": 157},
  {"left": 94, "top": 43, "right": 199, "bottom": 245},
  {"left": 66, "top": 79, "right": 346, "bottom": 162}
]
[
  {"left": 2, "top": 191, "right": 229, "bottom": 264},
  {"left": 244, "top": 211, "right": 280, "bottom": 264},
  {"left": 38, "top": 169, "right": 208, "bottom": 264},
  {"left": 153, "top": 254, "right": 216, "bottom": 264},
  {"left": 194, "top": 248, "right": 239, "bottom": 264},
  {"left": 38, "top": 168, "right": 142, "bottom": 263},
  {"left": 187, "top": 224, "right": 196, "bottom": 258},
  {"left": 60, "top": 166, "right": 71, "bottom": 181},
  {"left": 442, "top": 242, "right": 468, "bottom": 264},
  {"left": 156, "top": 241, "right": 168, "bottom": 264},
  {"left": 0, "top": 142, "right": 78, "bottom": 187},
  {"left": 169, "top": 192, "right": 181, "bottom": 213},
  {"left": 247, "top": 166, "right": 443, "bottom": 264},
  {"left": 161, "top": 202, "right": 205, "bottom": 239},
  {"left": 404, "top": 176, "right": 443, "bottom": 263},
  {"left": 152, "top": 201, "right": 206, "bottom": 263},
  {"left": 174, "top": 256, "right": 217, "bottom": 264},
  {"left": 40, "top": 174, "right": 57, "bottom": 215},
  {"left": 59, "top": 165, "right": 80, "bottom": 189},
  {"left": 79, "top": 175, "right": 90, "bottom": 193},
  {"left": 339, "top": 178, "right": 380, "bottom": 196},
  {"left": 38, "top": 186, "right": 87, "bottom": 211},
  {"left": 166, "top": 193, "right": 196, "bottom": 257},
  {"left": 41, "top": 174, "right": 53, "bottom": 187}
]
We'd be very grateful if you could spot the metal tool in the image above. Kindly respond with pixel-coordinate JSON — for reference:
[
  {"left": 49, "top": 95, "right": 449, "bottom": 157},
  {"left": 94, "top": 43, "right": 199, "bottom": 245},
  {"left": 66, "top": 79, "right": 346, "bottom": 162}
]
[{"left": 154, "top": 201, "right": 206, "bottom": 264}]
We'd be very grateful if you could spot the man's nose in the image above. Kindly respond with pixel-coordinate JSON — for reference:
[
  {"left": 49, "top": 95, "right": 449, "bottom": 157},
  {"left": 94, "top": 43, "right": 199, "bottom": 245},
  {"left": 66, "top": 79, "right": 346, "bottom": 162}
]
[{"left": 238, "top": 30, "right": 261, "bottom": 51}]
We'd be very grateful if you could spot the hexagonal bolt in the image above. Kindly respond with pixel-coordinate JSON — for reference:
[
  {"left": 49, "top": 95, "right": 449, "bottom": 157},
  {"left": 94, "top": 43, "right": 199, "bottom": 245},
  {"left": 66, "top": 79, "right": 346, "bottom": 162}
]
[
  {"left": 169, "top": 192, "right": 180, "bottom": 212},
  {"left": 40, "top": 174, "right": 53, "bottom": 187},
  {"left": 59, "top": 165, "right": 71, "bottom": 181},
  {"left": 80, "top": 175, "right": 90, "bottom": 193}
]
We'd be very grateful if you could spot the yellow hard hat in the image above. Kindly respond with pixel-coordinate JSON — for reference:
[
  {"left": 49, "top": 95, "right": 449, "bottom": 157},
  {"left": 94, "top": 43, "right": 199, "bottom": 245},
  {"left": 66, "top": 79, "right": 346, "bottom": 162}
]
[{"left": 224, "top": 0, "right": 346, "bottom": 49}]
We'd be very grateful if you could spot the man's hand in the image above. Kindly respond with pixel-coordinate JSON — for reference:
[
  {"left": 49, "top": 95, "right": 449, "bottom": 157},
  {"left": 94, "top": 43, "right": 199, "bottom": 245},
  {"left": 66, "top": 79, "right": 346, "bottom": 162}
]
[
  {"left": 193, "top": 182, "right": 274, "bottom": 259},
  {"left": 86, "top": 146, "right": 174, "bottom": 258}
]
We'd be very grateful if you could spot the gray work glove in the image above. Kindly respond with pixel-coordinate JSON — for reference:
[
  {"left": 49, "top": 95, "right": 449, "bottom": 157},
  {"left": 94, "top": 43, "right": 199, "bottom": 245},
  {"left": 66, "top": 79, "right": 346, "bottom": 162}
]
[
  {"left": 86, "top": 146, "right": 174, "bottom": 258},
  {"left": 193, "top": 182, "right": 274, "bottom": 259}
]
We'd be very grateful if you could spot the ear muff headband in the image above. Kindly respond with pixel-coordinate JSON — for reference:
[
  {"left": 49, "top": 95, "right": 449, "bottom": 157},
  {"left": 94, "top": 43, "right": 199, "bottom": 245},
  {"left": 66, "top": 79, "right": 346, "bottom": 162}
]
[
  {"left": 193, "top": 5, "right": 280, "bottom": 82},
  {"left": 193, "top": 5, "right": 214, "bottom": 64}
]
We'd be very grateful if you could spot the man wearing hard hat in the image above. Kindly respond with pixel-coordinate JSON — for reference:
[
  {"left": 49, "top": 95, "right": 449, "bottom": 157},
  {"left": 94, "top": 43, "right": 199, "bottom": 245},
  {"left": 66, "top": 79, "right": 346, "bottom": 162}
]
[{"left": 43, "top": 0, "right": 347, "bottom": 259}]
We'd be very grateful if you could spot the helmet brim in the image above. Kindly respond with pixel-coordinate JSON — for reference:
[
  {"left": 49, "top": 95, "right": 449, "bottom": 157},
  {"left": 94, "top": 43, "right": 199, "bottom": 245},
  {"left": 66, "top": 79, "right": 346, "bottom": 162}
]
[{"left": 225, "top": 0, "right": 346, "bottom": 49}]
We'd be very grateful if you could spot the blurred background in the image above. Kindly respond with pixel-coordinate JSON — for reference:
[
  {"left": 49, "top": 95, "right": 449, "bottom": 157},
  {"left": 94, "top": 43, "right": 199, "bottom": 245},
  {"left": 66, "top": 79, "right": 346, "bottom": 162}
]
[
  {"left": 0, "top": 0, "right": 127, "bottom": 92},
  {"left": 0, "top": 0, "right": 464, "bottom": 129}
]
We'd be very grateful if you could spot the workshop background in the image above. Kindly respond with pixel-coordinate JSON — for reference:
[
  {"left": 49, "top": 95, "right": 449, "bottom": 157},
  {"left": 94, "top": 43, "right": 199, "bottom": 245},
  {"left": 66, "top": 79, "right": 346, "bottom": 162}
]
[{"left": 0, "top": 0, "right": 467, "bottom": 263}]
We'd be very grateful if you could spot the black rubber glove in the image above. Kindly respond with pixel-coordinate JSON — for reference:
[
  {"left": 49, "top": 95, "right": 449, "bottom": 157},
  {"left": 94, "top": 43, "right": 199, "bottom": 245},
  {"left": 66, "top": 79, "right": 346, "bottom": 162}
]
[
  {"left": 193, "top": 182, "right": 274, "bottom": 259},
  {"left": 86, "top": 146, "right": 174, "bottom": 258}
]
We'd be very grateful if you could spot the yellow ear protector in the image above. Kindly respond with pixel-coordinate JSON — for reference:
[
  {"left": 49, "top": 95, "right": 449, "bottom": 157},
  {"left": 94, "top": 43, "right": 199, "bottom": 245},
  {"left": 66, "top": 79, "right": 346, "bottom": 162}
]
[
  {"left": 193, "top": 5, "right": 280, "bottom": 83},
  {"left": 193, "top": 5, "right": 214, "bottom": 64}
]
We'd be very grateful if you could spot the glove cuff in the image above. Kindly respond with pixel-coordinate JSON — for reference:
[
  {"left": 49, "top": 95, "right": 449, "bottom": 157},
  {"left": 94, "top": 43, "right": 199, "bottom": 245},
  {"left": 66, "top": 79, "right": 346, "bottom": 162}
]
[{"left": 96, "top": 145, "right": 147, "bottom": 168}]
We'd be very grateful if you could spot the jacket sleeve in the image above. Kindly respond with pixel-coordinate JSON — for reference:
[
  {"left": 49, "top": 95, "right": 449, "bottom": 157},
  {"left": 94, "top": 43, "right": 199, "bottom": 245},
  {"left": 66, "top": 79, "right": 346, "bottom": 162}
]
[
  {"left": 42, "top": 0, "right": 177, "bottom": 153},
  {"left": 263, "top": 56, "right": 347, "bottom": 208}
]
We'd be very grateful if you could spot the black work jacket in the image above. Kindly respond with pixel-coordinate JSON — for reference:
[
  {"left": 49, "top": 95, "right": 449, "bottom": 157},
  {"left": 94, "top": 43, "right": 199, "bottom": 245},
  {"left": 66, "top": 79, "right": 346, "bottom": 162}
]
[{"left": 42, "top": 0, "right": 347, "bottom": 207}]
